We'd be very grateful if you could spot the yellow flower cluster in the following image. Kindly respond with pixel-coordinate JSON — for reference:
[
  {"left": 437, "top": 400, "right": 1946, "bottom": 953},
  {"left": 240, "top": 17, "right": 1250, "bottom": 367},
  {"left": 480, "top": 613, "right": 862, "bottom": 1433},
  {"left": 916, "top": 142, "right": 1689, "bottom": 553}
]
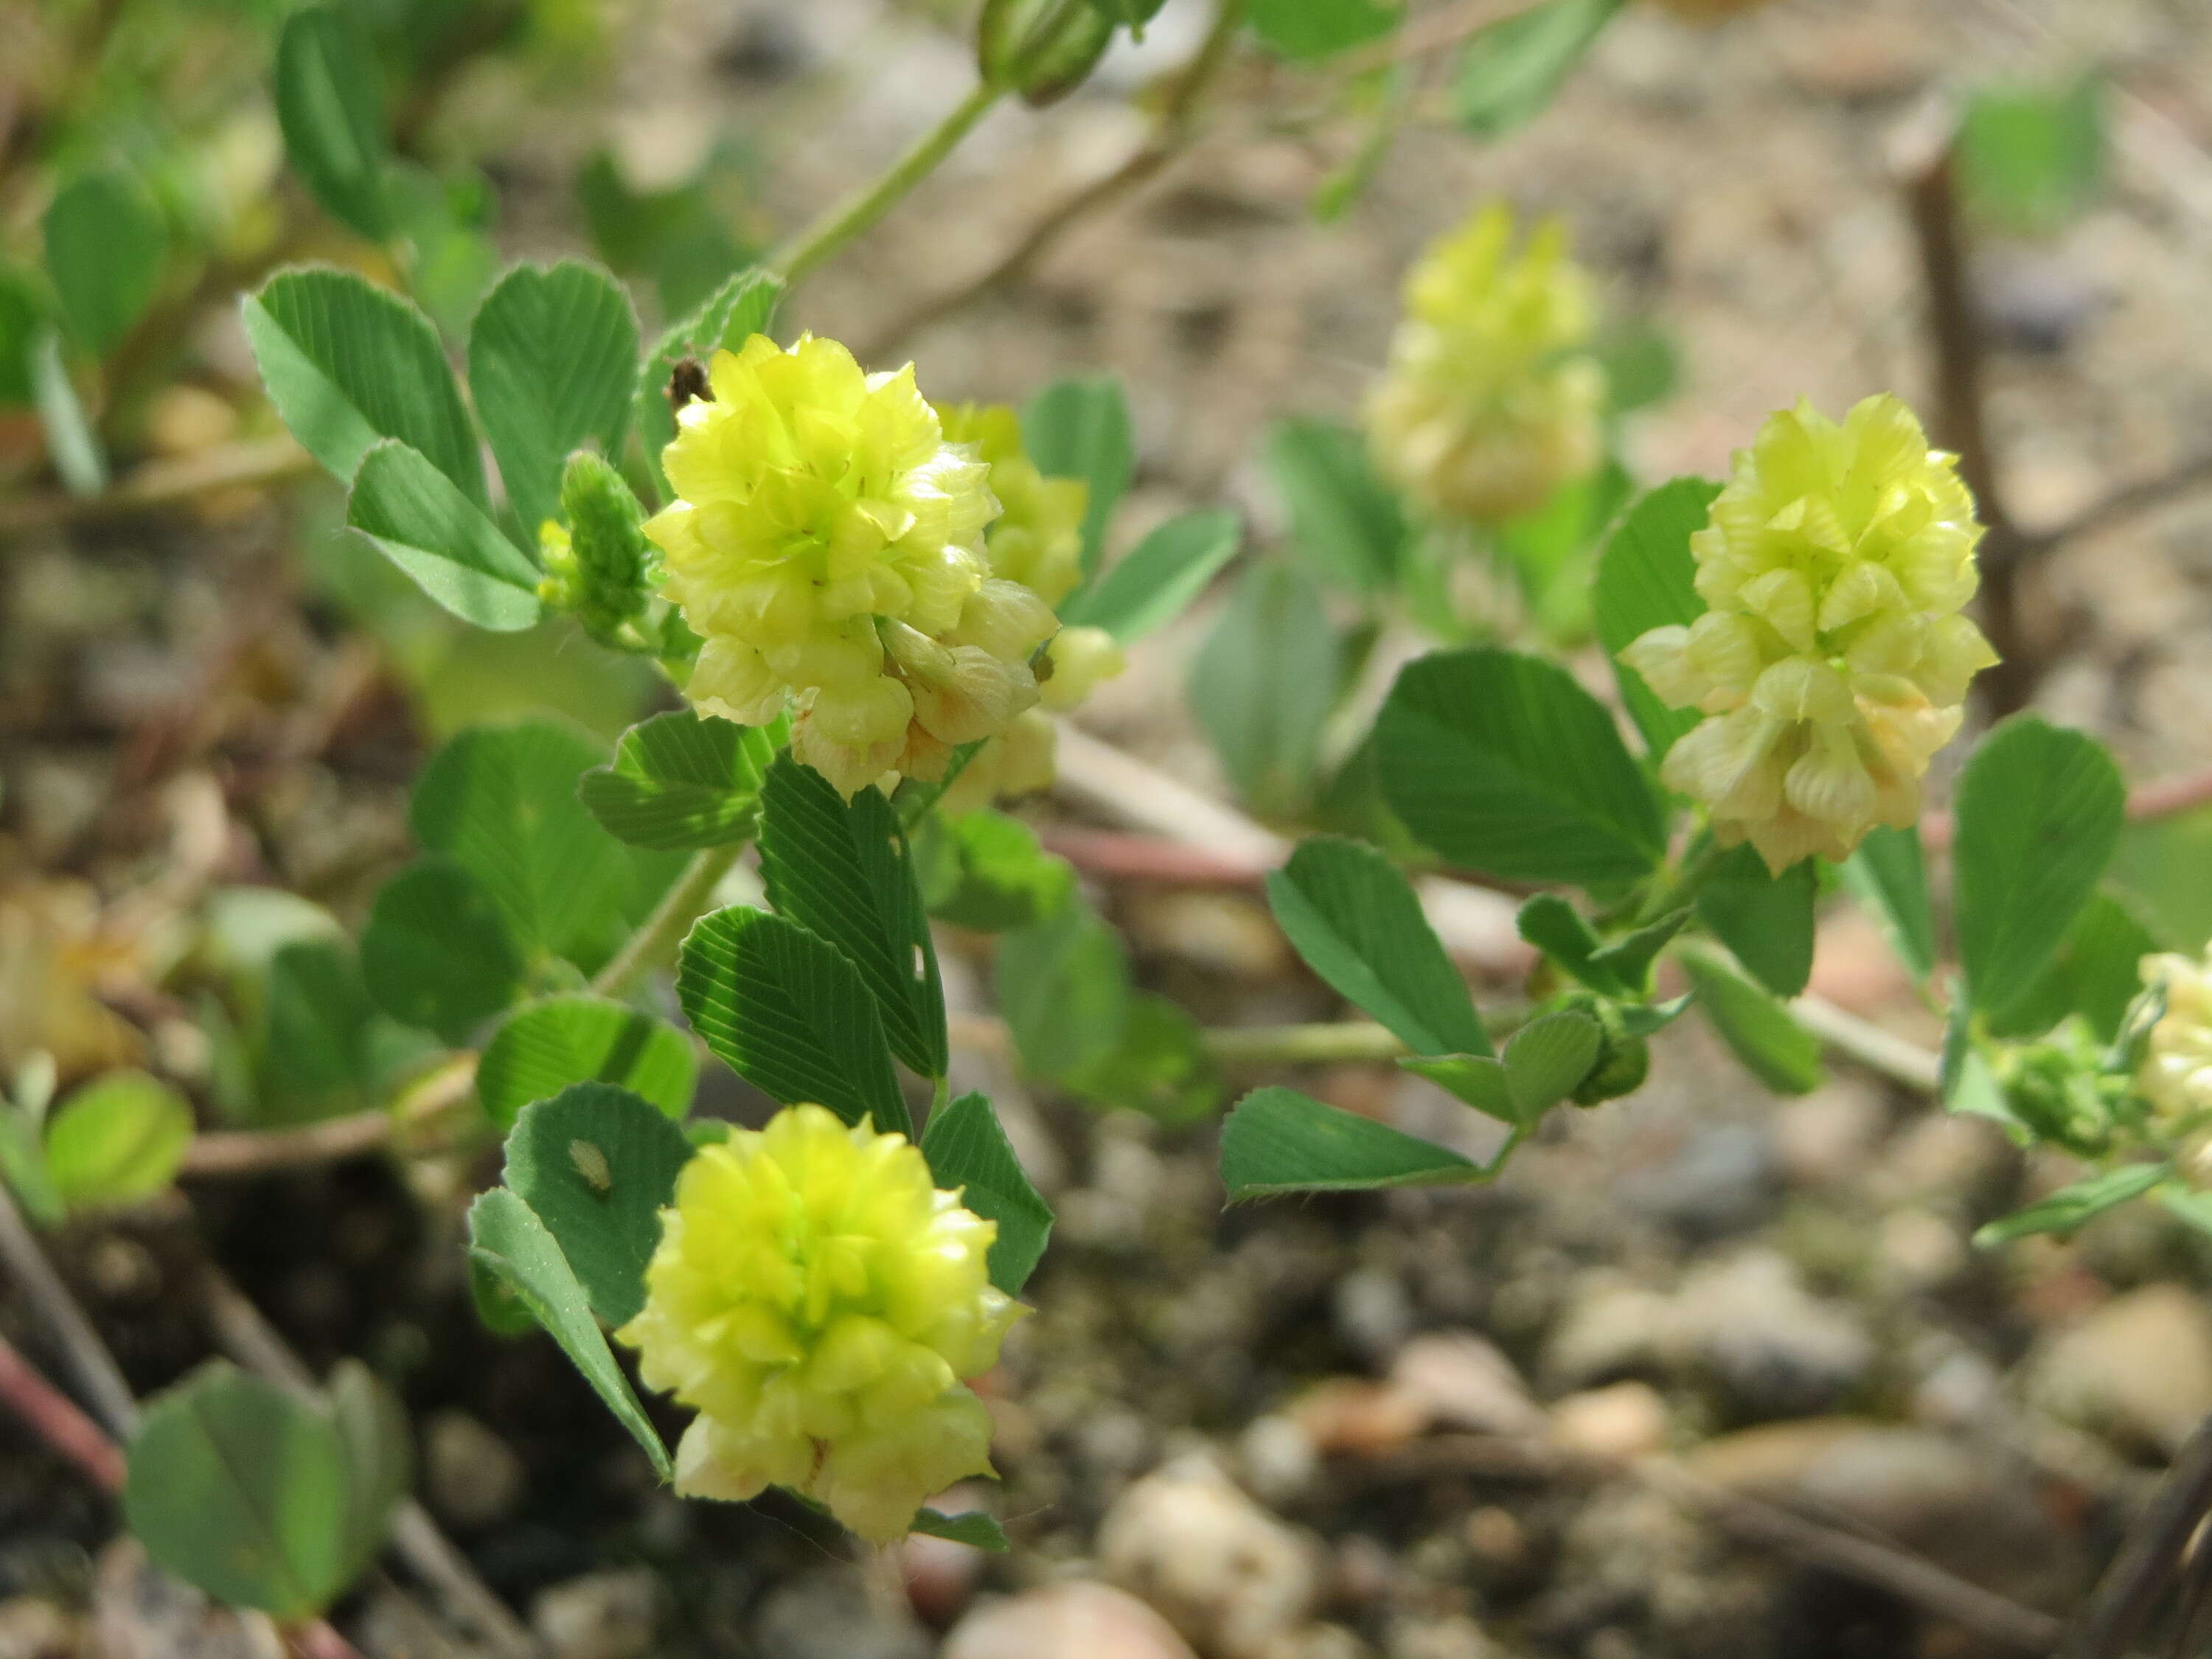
[
  {"left": 932, "top": 401, "right": 1127, "bottom": 811},
  {"left": 644, "top": 335, "right": 1057, "bottom": 796},
  {"left": 1619, "top": 395, "right": 1996, "bottom": 873},
  {"left": 618, "top": 1105, "right": 1023, "bottom": 1542},
  {"left": 2138, "top": 947, "right": 2212, "bottom": 1131},
  {"left": 1365, "top": 204, "right": 1607, "bottom": 524}
]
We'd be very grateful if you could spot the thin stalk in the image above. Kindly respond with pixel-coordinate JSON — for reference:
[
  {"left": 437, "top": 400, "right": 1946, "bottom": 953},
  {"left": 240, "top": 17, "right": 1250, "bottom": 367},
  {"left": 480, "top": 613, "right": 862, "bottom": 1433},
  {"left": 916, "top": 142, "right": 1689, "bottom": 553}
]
[
  {"left": 769, "top": 81, "right": 1005, "bottom": 287},
  {"left": 591, "top": 843, "right": 744, "bottom": 999},
  {"left": 0, "top": 1178, "right": 138, "bottom": 1434}
]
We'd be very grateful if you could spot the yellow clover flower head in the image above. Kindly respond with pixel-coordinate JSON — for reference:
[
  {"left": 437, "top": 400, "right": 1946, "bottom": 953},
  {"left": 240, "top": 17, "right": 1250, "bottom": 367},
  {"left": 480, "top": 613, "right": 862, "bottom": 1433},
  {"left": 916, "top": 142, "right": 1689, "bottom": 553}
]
[
  {"left": 644, "top": 335, "right": 1055, "bottom": 796},
  {"left": 930, "top": 402, "right": 1125, "bottom": 807},
  {"left": 2138, "top": 947, "right": 2212, "bottom": 1131},
  {"left": 1365, "top": 203, "right": 1607, "bottom": 524},
  {"left": 617, "top": 1104, "right": 1023, "bottom": 1542},
  {"left": 936, "top": 401, "right": 1089, "bottom": 608},
  {"left": 1619, "top": 394, "right": 1997, "bottom": 873}
]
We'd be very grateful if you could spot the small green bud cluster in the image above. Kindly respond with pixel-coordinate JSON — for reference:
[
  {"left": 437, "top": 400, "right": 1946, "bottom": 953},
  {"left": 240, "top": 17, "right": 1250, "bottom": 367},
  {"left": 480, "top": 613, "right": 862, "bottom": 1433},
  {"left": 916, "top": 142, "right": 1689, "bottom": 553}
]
[
  {"left": 978, "top": 0, "right": 1117, "bottom": 105},
  {"left": 537, "top": 453, "right": 663, "bottom": 650}
]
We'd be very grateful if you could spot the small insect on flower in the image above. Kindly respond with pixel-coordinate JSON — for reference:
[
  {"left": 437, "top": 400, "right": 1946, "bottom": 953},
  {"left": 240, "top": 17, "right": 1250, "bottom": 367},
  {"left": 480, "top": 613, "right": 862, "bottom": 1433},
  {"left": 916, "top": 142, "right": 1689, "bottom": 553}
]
[
  {"left": 667, "top": 358, "right": 712, "bottom": 412},
  {"left": 617, "top": 1104, "right": 1023, "bottom": 1541},
  {"left": 1617, "top": 394, "right": 1997, "bottom": 873},
  {"left": 1366, "top": 202, "right": 1607, "bottom": 524},
  {"left": 568, "top": 1139, "right": 612, "bottom": 1194}
]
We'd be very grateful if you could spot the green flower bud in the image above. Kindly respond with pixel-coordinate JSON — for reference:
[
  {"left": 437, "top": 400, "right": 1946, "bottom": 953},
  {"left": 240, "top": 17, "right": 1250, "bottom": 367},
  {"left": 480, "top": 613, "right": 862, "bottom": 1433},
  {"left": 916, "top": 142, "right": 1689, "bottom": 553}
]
[
  {"left": 537, "top": 453, "right": 658, "bottom": 645},
  {"left": 978, "top": 0, "right": 1118, "bottom": 106},
  {"left": 618, "top": 1104, "right": 1024, "bottom": 1543}
]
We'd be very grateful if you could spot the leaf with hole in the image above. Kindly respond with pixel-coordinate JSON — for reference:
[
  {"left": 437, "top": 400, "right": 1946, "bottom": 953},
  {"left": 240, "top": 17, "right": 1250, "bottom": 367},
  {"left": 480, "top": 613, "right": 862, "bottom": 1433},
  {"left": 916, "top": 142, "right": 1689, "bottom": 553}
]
[
  {"left": 1023, "top": 375, "right": 1133, "bottom": 586},
  {"left": 468, "top": 260, "right": 640, "bottom": 535},
  {"left": 757, "top": 759, "right": 946, "bottom": 1079},
  {"left": 43, "top": 1071, "right": 193, "bottom": 1211},
  {"left": 467, "top": 1189, "right": 670, "bottom": 1478},
  {"left": 1377, "top": 647, "right": 1663, "bottom": 888},
  {"left": 274, "top": 6, "right": 391, "bottom": 239},
  {"left": 580, "top": 707, "right": 783, "bottom": 850},
  {"left": 678, "top": 907, "right": 909, "bottom": 1137},
  {"left": 1060, "top": 507, "right": 1242, "bottom": 642},
  {"left": 347, "top": 440, "right": 543, "bottom": 630},
  {"left": 478, "top": 996, "right": 698, "bottom": 1129},
  {"left": 921, "top": 1092, "right": 1052, "bottom": 1295},
  {"left": 504, "top": 1082, "right": 695, "bottom": 1326},
  {"left": 1953, "top": 717, "right": 2126, "bottom": 1018},
  {"left": 243, "top": 267, "right": 483, "bottom": 498},
  {"left": 1221, "top": 1088, "right": 1517, "bottom": 1198},
  {"left": 1268, "top": 836, "right": 1488, "bottom": 1057}
]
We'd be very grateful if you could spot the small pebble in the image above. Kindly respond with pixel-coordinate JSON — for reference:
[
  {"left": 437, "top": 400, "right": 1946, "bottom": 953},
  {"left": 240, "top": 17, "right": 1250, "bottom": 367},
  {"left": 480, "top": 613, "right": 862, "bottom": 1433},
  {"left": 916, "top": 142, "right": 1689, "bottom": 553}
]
[
  {"left": 532, "top": 1569, "right": 657, "bottom": 1659},
  {"left": 1098, "top": 1457, "right": 1318, "bottom": 1659},
  {"left": 1550, "top": 1382, "right": 1669, "bottom": 1464},
  {"left": 944, "top": 1583, "right": 1197, "bottom": 1659}
]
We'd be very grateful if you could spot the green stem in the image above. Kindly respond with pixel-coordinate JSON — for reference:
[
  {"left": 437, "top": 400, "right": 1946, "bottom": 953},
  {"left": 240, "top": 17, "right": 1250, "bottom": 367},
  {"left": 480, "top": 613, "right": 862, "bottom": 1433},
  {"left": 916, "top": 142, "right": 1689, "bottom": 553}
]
[
  {"left": 769, "top": 80, "right": 1006, "bottom": 288},
  {"left": 590, "top": 843, "right": 745, "bottom": 999},
  {"left": 1203, "top": 1021, "right": 1410, "bottom": 1067}
]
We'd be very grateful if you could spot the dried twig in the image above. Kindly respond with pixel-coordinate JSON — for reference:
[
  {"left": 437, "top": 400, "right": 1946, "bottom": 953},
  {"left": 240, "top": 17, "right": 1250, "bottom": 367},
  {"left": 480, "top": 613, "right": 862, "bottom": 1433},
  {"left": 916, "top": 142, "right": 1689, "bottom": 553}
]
[
  {"left": 2059, "top": 1412, "right": 2212, "bottom": 1659},
  {"left": 0, "top": 436, "right": 316, "bottom": 539},
  {"left": 1343, "top": 1430, "right": 2060, "bottom": 1651},
  {"left": 0, "top": 1329, "right": 127, "bottom": 1491},
  {"left": 180, "top": 1110, "right": 394, "bottom": 1178},
  {"left": 1638, "top": 1458, "right": 2062, "bottom": 1654},
  {"left": 1902, "top": 147, "right": 2036, "bottom": 720},
  {"left": 2017, "top": 453, "right": 2212, "bottom": 563},
  {"left": 0, "top": 1180, "right": 139, "bottom": 1434}
]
